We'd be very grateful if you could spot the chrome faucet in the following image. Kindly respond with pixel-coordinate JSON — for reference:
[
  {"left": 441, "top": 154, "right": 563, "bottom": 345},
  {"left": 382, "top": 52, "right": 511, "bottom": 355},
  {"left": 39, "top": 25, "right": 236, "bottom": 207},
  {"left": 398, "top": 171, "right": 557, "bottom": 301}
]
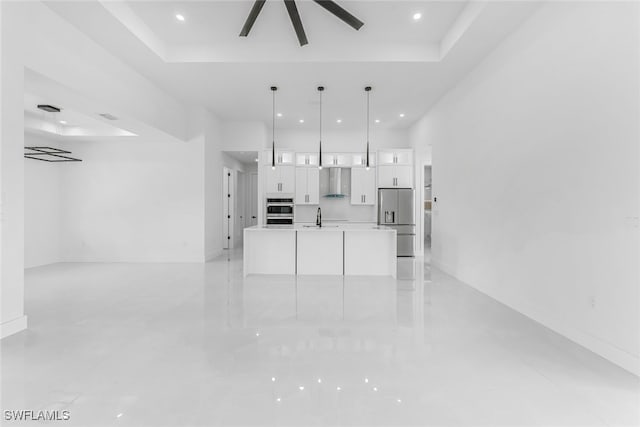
[{"left": 316, "top": 207, "right": 322, "bottom": 228}]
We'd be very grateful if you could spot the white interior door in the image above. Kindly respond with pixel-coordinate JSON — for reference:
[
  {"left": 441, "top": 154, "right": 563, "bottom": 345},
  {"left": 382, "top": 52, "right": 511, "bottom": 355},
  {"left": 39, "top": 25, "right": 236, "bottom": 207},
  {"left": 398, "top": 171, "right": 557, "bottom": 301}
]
[
  {"left": 223, "top": 168, "right": 234, "bottom": 249},
  {"left": 236, "top": 171, "right": 245, "bottom": 246},
  {"left": 249, "top": 173, "right": 258, "bottom": 226}
]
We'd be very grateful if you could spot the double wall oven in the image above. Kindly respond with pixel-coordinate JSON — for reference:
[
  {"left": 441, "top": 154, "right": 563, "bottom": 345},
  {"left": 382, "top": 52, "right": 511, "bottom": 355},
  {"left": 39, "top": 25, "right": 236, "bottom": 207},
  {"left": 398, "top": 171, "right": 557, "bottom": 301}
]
[{"left": 266, "top": 196, "right": 294, "bottom": 225}]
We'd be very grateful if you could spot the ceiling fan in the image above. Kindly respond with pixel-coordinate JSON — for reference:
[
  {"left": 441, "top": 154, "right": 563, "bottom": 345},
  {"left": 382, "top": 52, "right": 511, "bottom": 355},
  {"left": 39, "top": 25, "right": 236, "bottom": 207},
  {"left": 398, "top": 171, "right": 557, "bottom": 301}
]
[{"left": 239, "top": 0, "right": 364, "bottom": 46}]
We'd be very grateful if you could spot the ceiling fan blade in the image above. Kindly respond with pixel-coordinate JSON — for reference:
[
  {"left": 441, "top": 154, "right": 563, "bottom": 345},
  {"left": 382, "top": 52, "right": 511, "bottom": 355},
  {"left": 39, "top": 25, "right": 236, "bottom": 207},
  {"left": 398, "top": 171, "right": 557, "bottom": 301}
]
[
  {"left": 239, "top": 0, "right": 267, "bottom": 37},
  {"left": 284, "top": 0, "right": 308, "bottom": 46},
  {"left": 313, "top": 0, "right": 364, "bottom": 31}
]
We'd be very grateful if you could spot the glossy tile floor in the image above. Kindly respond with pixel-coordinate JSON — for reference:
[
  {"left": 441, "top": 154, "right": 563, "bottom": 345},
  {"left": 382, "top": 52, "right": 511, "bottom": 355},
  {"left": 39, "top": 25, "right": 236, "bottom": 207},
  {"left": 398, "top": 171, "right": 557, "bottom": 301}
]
[{"left": 3, "top": 250, "right": 639, "bottom": 426}]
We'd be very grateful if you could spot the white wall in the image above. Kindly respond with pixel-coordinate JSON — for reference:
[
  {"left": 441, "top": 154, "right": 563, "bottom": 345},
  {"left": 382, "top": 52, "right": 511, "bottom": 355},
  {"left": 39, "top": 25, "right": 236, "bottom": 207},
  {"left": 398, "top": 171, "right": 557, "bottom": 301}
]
[
  {"left": 58, "top": 136, "right": 205, "bottom": 263},
  {"left": 222, "top": 121, "right": 268, "bottom": 151},
  {"left": 1, "top": 0, "right": 27, "bottom": 337},
  {"left": 418, "top": 2, "right": 639, "bottom": 375},
  {"left": 24, "top": 134, "right": 63, "bottom": 268},
  {"left": 274, "top": 128, "right": 410, "bottom": 153}
]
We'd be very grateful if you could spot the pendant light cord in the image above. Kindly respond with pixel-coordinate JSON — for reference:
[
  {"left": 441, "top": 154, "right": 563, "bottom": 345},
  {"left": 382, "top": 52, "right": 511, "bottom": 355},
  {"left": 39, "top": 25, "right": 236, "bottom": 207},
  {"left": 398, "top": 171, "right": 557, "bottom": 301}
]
[
  {"left": 319, "top": 90, "right": 322, "bottom": 142},
  {"left": 366, "top": 89, "right": 370, "bottom": 144},
  {"left": 272, "top": 89, "right": 276, "bottom": 143}
]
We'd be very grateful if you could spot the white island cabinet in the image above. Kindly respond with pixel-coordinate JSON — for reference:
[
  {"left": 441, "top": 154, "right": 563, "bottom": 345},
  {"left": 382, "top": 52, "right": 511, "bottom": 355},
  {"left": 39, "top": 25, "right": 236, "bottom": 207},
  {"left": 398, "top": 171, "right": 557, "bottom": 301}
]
[{"left": 244, "top": 224, "right": 396, "bottom": 277}]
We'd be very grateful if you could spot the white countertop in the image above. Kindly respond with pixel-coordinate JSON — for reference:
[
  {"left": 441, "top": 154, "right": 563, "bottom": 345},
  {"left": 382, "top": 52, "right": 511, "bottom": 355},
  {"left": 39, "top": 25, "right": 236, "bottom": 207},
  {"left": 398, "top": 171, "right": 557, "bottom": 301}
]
[{"left": 245, "top": 223, "right": 394, "bottom": 232}]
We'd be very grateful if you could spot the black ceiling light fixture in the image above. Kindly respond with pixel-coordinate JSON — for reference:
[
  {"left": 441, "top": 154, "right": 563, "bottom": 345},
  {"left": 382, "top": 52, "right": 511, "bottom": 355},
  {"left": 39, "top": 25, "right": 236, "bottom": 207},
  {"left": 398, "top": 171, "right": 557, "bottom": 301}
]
[
  {"left": 318, "top": 86, "right": 324, "bottom": 170},
  {"left": 271, "top": 86, "right": 277, "bottom": 170},
  {"left": 37, "top": 104, "right": 61, "bottom": 113},
  {"left": 365, "top": 86, "right": 372, "bottom": 170},
  {"left": 240, "top": 0, "right": 364, "bottom": 47}
]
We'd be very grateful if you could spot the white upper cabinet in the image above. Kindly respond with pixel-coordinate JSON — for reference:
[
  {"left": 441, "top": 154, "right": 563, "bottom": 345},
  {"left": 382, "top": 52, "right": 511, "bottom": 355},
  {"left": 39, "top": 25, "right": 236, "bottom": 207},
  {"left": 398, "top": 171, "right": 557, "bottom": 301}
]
[
  {"left": 295, "top": 167, "right": 320, "bottom": 205},
  {"left": 351, "top": 167, "right": 376, "bottom": 205},
  {"left": 351, "top": 152, "right": 377, "bottom": 168},
  {"left": 378, "top": 164, "right": 413, "bottom": 188},
  {"left": 377, "top": 149, "right": 413, "bottom": 166},
  {"left": 321, "top": 153, "right": 349, "bottom": 167},
  {"left": 265, "top": 165, "right": 295, "bottom": 194},
  {"left": 264, "top": 150, "right": 295, "bottom": 166},
  {"left": 296, "top": 153, "right": 319, "bottom": 167}
]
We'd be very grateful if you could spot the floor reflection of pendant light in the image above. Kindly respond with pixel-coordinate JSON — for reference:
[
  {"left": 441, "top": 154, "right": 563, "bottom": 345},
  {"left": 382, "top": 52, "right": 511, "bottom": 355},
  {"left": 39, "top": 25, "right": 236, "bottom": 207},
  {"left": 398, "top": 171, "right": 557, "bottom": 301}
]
[
  {"left": 271, "top": 86, "right": 277, "bottom": 170},
  {"left": 318, "top": 86, "right": 324, "bottom": 170},
  {"left": 365, "top": 86, "right": 372, "bottom": 170}
]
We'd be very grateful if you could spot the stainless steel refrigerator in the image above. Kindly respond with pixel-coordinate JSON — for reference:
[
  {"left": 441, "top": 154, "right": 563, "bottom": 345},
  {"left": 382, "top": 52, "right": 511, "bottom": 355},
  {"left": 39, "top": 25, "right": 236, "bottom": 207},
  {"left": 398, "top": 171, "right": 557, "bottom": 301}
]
[{"left": 378, "top": 189, "right": 415, "bottom": 257}]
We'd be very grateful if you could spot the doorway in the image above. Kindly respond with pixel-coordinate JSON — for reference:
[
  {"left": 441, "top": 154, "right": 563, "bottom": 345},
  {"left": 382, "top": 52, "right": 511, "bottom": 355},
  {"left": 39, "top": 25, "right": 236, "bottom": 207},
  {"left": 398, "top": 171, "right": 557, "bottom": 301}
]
[
  {"left": 222, "top": 151, "right": 259, "bottom": 250},
  {"left": 423, "top": 165, "right": 432, "bottom": 263},
  {"left": 223, "top": 167, "right": 233, "bottom": 249}
]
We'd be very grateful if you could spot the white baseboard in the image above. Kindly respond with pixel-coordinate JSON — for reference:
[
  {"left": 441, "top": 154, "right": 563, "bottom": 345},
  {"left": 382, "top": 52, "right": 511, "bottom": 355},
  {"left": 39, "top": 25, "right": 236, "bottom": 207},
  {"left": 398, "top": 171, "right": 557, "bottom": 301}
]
[
  {"left": 1, "top": 315, "right": 27, "bottom": 339},
  {"left": 432, "top": 261, "right": 640, "bottom": 377},
  {"left": 486, "top": 288, "right": 640, "bottom": 377}
]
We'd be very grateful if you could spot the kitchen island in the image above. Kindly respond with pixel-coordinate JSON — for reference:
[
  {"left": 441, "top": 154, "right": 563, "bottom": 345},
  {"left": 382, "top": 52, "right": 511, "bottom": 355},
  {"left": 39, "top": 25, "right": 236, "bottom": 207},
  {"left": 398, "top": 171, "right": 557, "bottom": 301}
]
[{"left": 244, "top": 224, "right": 396, "bottom": 277}]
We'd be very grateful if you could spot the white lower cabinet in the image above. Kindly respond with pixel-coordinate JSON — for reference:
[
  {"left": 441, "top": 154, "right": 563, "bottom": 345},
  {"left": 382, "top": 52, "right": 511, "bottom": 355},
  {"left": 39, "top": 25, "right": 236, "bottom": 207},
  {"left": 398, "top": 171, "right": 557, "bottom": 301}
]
[
  {"left": 377, "top": 164, "right": 413, "bottom": 188},
  {"left": 265, "top": 165, "right": 295, "bottom": 194},
  {"left": 295, "top": 167, "right": 319, "bottom": 204},
  {"left": 351, "top": 167, "right": 376, "bottom": 205}
]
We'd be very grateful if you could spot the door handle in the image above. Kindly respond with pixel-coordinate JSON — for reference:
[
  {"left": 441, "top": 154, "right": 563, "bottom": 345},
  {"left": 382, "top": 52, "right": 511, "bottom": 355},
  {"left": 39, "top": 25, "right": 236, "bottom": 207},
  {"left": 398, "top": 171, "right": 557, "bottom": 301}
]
[{"left": 251, "top": 216, "right": 256, "bottom": 219}]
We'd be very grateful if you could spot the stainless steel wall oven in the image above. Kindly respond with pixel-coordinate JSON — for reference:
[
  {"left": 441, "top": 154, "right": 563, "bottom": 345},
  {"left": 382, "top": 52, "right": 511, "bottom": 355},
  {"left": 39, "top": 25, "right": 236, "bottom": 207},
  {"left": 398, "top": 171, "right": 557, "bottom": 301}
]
[{"left": 266, "top": 197, "right": 294, "bottom": 225}]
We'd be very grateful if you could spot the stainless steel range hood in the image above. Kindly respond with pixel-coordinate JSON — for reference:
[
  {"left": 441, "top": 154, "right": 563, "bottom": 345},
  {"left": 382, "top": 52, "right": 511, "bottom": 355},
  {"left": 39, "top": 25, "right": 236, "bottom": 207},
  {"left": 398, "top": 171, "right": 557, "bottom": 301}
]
[{"left": 325, "top": 167, "right": 345, "bottom": 198}]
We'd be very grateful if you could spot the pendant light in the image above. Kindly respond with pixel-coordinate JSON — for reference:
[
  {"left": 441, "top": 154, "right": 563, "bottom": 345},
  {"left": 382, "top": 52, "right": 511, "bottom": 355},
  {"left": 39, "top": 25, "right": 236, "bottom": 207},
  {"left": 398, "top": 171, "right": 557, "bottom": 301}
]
[
  {"left": 270, "top": 86, "right": 277, "bottom": 170},
  {"left": 318, "top": 86, "right": 324, "bottom": 170},
  {"left": 365, "top": 86, "right": 372, "bottom": 170}
]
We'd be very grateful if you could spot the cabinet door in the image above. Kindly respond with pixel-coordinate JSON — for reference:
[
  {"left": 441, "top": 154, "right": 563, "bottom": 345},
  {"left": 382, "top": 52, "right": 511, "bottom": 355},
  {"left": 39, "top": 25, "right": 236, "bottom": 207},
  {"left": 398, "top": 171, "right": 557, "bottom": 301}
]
[
  {"left": 295, "top": 168, "right": 308, "bottom": 204},
  {"left": 394, "top": 151, "right": 412, "bottom": 165},
  {"left": 296, "top": 153, "right": 319, "bottom": 167},
  {"left": 352, "top": 153, "right": 376, "bottom": 168},
  {"left": 395, "top": 165, "right": 413, "bottom": 188},
  {"left": 352, "top": 168, "right": 376, "bottom": 205},
  {"left": 377, "top": 151, "right": 395, "bottom": 165},
  {"left": 377, "top": 165, "right": 396, "bottom": 188},
  {"left": 350, "top": 168, "right": 364, "bottom": 204},
  {"left": 278, "top": 151, "right": 295, "bottom": 165},
  {"left": 280, "top": 166, "right": 296, "bottom": 193},
  {"left": 264, "top": 166, "right": 286, "bottom": 193},
  {"left": 307, "top": 168, "right": 320, "bottom": 204},
  {"left": 361, "top": 167, "right": 376, "bottom": 205}
]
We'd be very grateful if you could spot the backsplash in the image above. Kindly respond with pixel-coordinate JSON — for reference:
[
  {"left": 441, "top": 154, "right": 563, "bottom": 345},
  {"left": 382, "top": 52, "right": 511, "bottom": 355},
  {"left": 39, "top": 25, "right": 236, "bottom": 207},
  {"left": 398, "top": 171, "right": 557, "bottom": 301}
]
[{"left": 295, "top": 168, "right": 376, "bottom": 223}]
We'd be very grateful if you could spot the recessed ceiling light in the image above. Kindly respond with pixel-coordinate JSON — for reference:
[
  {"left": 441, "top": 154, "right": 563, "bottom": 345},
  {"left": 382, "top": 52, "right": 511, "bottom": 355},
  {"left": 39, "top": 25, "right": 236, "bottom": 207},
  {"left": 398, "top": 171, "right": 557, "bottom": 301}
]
[
  {"left": 375, "top": 119, "right": 380, "bottom": 123},
  {"left": 413, "top": 12, "right": 422, "bottom": 21},
  {"left": 59, "top": 120, "right": 67, "bottom": 125},
  {"left": 176, "top": 14, "right": 185, "bottom": 21},
  {"left": 254, "top": 158, "right": 259, "bottom": 162},
  {"left": 277, "top": 113, "right": 283, "bottom": 117},
  {"left": 399, "top": 113, "right": 405, "bottom": 118},
  {"left": 299, "top": 119, "right": 304, "bottom": 123},
  {"left": 336, "top": 119, "right": 342, "bottom": 123}
]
